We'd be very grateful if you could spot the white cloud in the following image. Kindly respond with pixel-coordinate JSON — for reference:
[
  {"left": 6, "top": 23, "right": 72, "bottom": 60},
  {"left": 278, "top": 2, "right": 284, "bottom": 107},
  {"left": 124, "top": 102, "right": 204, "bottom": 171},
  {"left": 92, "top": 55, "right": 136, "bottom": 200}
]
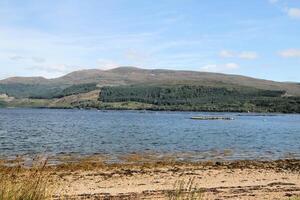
[
  {"left": 201, "top": 64, "right": 218, "bottom": 72},
  {"left": 269, "top": 0, "right": 278, "bottom": 4},
  {"left": 269, "top": 0, "right": 300, "bottom": 20},
  {"left": 219, "top": 50, "right": 234, "bottom": 58},
  {"left": 279, "top": 49, "right": 300, "bottom": 58},
  {"left": 201, "top": 63, "right": 240, "bottom": 73},
  {"left": 219, "top": 50, "right": 258, "bottom": 60},
  {"left": 10, "top": 55, "right": 46, "bottom": 63},
  {"left": 27, "top": 64, "right": 80, "bottom": 74},
  {"left": 0, "top": 26, "right": 163, "bottom": 78},
  {"left": 239, "top": 51, "right": 258, "bottom": 59},
  {"left": 31, "top": 57, "right": 46, "bottom": 63},
  {"left": 225, "top": 63, "right": 239, "bottom": 69},
  {"left": 22, "top": 64, "right": 85, "bottom": 78},
  {"left": 286, "top": 8, "right": 300, "bottom": 19},
  {"left": 10, "top": 55, "right": 25, "bottom": 61},
  {"left": 124, "top": 49, "right": 152, "bottom": 67},
  {"left": 96, "top": 59, "right": 119, "bottom": 70}
]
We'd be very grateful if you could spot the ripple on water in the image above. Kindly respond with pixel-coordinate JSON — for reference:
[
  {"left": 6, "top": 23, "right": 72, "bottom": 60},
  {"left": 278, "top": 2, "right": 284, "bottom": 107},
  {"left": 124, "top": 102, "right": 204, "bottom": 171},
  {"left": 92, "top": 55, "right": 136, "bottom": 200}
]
[{"left": 0, "top": 109, "right": 300, "bottom": 161}]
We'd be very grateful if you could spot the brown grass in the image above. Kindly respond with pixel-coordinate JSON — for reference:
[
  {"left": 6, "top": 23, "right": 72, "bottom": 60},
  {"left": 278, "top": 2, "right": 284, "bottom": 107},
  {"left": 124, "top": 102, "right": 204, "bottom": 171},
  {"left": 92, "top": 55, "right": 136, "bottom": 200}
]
[
  {"left": 0, "top": 159, "right": 51, "bottom": 200},
  {"left": 288, "top": 197, "right": 300, "bottom": 200},
  {"left": 167, "top": 178, "right": 203, "bottom": 200}
]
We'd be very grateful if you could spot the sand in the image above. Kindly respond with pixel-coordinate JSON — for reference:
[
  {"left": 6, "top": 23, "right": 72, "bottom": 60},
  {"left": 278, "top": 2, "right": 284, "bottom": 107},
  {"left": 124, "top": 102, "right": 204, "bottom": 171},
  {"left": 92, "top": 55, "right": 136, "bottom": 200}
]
[{"left": 49, "top": 160, "right": 300, "bottom": 200}]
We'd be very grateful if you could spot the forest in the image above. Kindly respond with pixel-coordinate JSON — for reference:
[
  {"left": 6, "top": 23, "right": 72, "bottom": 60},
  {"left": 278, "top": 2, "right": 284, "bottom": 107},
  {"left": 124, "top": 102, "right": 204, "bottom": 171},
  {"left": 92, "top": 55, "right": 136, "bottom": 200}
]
[
  {"left": 99, "top": 85, "right": 300, "bottom": 113},
  {"left": 0, "top": 83, "right": 98, "bottom": 99}
]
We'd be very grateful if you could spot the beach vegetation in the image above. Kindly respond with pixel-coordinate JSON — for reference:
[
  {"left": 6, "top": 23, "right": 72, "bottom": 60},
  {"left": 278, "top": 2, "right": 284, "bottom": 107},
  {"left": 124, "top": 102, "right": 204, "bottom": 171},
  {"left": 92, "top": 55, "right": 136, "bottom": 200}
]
[
  {"left": 167, "top": 178, "right": 203, "bottom": 200},
  {"left": 0, "top": 159, "right": 51, "bottom": 200}
]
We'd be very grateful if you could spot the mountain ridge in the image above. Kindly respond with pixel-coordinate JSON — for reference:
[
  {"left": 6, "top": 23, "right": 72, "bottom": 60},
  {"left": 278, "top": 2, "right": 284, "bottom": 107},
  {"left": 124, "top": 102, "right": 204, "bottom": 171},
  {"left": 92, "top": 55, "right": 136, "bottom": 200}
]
[{"left": 1, "top": 67, "right": 300, "bottom": 96}]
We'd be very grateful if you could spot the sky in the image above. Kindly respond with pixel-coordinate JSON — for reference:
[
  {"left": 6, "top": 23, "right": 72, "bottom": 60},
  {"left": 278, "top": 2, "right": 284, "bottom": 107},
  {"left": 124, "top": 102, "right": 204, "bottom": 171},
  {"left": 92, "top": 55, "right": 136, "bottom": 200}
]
[{"left": 0, "top": 0, "right": 300, "bottom": 82}]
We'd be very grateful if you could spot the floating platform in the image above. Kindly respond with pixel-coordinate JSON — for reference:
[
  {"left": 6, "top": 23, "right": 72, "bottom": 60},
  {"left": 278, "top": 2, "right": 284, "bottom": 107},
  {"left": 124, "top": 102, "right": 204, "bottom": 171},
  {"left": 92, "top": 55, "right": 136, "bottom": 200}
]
[{"left": 191, "top": 116, "right": 234, "bottom": 120}]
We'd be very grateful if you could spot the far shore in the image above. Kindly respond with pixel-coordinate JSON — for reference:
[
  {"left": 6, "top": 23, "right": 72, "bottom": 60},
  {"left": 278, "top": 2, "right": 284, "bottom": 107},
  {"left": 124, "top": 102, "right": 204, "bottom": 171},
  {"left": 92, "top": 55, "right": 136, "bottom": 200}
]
[{"left": 1, "top": 106, "right": 298, "bottom": 115}]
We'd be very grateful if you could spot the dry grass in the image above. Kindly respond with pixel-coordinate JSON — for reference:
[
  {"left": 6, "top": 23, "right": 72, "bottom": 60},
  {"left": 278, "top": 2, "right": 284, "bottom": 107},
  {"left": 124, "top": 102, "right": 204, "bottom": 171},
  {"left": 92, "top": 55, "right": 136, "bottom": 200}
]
[
  {"left": 167, "top": 178, "right": 203, "bottom": 200},
  {"left": 0, "top": 159, "right": 51, "bottom": 200},
  {"left": 288, "top": 197, "right": 300, "bottom": 200}
]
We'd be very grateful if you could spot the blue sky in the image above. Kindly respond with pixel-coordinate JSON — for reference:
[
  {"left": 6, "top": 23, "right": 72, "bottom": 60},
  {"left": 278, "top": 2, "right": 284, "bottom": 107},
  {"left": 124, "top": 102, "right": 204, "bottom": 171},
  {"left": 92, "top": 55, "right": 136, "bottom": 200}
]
[{"left": 0, "top": 0, "right": 299, "bottom": 81}]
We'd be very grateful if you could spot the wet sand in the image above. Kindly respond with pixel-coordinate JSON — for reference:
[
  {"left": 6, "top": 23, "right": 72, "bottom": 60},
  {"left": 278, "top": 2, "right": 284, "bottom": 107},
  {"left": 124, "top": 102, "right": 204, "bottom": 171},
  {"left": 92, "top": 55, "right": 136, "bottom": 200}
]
[{"left": 47, "top": 160, "right": 300, "bottom": 199}]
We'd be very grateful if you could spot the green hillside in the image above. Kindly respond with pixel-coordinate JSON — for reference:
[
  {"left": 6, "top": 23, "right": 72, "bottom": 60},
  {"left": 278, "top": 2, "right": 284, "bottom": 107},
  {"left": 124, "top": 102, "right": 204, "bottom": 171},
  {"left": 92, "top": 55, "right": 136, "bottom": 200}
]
[
  {"left": 99, "top": 85, "right": 300, "bottom": 113},
  {"left": 0, "top": 84, "right": 63, "bottom": 99},
  {"left": 0, "top": 67, "right": 300, "bottom": 113},
  {"left": 0, "top": 83, "right": 98, "bottom": 99}
]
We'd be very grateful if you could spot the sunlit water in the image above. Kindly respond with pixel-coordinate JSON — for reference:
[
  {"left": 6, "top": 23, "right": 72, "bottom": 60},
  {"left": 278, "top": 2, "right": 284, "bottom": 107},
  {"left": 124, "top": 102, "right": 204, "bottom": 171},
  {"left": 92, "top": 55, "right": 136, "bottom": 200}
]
[{"left": 0, "top": 108, "right": 300, "bottom": 161}]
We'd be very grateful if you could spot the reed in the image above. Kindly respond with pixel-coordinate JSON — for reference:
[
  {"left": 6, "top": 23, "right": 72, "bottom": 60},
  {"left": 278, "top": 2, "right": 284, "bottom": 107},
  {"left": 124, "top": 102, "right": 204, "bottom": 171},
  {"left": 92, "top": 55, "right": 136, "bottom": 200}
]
[{"left": 0, "top": 159, "right": 51, "bottom": 200}]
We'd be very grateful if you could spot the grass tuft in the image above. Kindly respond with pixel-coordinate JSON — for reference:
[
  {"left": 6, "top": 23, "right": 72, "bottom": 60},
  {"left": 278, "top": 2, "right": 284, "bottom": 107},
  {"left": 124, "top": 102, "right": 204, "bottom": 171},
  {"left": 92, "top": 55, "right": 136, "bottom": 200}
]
[
  {"left": 167, "top": 178, "right": 203, "bottom": 200},
  {"left": 288, "top": 197, "right": 300, "bottom": 200},
  {"left": 0, "top": 159, "right": 51, "bottom": 200}
]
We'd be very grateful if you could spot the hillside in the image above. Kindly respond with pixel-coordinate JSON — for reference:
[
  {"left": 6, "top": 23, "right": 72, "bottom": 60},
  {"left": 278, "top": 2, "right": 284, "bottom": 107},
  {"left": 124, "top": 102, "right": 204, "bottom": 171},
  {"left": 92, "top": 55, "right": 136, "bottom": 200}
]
[
  {"left": 1, "top": 67, "right": 300, "bottom": 96},
  {"left": 99, "top": 85, "right": 300, "bottom": 113},
  {"left": 0, "top": 67, "right": 300, "bottom": 113}
]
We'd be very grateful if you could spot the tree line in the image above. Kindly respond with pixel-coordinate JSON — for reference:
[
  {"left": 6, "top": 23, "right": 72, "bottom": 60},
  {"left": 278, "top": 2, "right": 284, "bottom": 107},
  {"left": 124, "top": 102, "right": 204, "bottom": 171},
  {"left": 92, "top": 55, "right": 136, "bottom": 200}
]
[{"left": 99, "top": 85, "right": 300, "bottom": 113}]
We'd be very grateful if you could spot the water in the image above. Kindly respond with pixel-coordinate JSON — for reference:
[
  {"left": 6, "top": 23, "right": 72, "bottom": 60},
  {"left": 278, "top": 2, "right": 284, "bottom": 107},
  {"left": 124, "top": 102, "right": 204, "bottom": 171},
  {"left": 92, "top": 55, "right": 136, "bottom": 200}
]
[{"left": 0, "top": 108, "right": 300, "bottom": 161}]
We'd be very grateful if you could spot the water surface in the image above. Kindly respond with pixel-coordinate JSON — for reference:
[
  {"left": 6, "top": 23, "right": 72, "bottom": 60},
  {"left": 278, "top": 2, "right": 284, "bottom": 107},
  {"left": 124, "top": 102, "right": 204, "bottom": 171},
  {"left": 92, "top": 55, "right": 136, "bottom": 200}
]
[{"left": 0, "top": 109, "right": 300, "bottom": 161}]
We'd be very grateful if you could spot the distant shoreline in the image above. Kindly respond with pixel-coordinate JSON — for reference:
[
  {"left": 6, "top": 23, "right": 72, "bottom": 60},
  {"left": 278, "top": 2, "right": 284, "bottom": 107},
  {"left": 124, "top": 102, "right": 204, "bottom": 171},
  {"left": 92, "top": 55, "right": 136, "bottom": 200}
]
[{"left": 1, "top": 106, "right": 299, "bottom": 114}]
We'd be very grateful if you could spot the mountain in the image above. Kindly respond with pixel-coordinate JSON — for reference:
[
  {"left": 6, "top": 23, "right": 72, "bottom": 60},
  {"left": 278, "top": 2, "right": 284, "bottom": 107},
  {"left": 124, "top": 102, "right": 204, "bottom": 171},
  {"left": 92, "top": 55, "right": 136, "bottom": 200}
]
[
  {"left": 1, "top": 67, "right": 300, "bottom": 113},
  {"left": 1, "top": 67, "right": 300, "bottom": 96},
  {"left": 0, "top": 76, "right": 50, "bottom": 85}
]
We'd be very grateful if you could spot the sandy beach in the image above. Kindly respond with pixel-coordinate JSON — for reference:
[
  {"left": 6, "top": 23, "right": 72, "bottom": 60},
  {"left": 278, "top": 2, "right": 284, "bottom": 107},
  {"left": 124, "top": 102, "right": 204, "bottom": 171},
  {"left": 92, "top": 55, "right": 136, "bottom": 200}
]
[
  {"left": 36, "top": 159, "right": 299, "bottom": 199},
  {"left": 1, "top": 157, "right": 300, "bottom": 199}
]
